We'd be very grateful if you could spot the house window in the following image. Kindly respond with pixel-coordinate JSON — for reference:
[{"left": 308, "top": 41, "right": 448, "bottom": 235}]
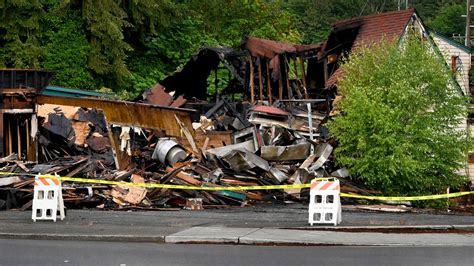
[
  {"left": 451, "top": 55, "right": 461, "bottom": 73},
  {"left": 469, "top": 153, "right": 474, "bottom": 164}
]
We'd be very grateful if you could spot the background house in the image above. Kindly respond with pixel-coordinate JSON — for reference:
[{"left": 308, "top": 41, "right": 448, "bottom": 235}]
[{"left": 316, "top": 9, "right": 473, "bottom": 186}]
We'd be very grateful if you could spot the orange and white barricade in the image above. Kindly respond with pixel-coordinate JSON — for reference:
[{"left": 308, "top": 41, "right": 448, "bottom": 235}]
[
  {"left": 308, "top": 178, "right": 341, "bottom": 226},
  {"left": 32, "top": 175, "right": 65, "bottom": 222}
]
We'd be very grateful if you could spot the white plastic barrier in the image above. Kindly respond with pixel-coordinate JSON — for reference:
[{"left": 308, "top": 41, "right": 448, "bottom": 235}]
[
  {"left": 32, "top": 175, "right": 65, "bottom": 222},
  {"left": 308, "top": 178, "right": 341, "bottom": 226}
]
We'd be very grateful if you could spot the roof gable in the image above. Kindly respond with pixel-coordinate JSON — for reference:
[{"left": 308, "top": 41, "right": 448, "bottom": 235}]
[
  {"left": 325, "top": 9, "right": 418, "bottom": 87},
  {"left": 333, "top": 8, "right": 415, "bottom": 48}
]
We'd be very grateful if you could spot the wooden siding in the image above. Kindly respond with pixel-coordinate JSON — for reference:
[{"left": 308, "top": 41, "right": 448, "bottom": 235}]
[
  {"left": 430, "top": 34, "right": 473, "bottom": 186},
  {"left": 431, "top": 35, "right": 471, "bottom": 95}
]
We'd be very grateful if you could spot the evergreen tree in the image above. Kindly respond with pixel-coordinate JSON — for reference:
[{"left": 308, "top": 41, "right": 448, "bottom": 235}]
[{"left": 0, "top": 0, "right": 44, "bottom": 67}]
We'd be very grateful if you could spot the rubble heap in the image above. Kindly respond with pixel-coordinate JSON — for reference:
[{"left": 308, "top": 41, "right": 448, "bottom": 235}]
[
  {"left": 0, "top": 36, "right": 383, "bottom": 211},
  {"left": 0, "top": 97, "right": 380, "bottom": 211}
]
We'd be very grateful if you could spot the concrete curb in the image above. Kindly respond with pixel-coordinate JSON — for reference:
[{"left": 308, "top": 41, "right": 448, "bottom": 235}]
[
  {"left": 283, "top": 225, "right": 474, "bottom": 230},
  {"left": 238, "top": 228, "right": 474, "bottom": 247},
  {"left": 0, "top": 233, "right": 165, "bottom": 243},
  {"left": 1, "top": 224, "right": 473, "bottom": 245}
]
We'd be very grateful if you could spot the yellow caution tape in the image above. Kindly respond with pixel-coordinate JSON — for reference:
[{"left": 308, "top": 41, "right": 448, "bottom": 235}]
[
  {"left": 49, "top": 175, "right": 314, "bottom": 191},
  {"left": 0, "top": 171, "right": 314, "bottom": 191},
  {"left": 340, "top": 192, "right": 473, "bottom": 201},
  {"left": 0, "top": 171, "right": 473, "bottom": 200}
]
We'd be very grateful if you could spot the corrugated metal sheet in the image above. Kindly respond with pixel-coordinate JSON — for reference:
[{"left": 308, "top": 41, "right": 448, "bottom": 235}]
[
  {"left": 245, "top": 37, "right": 321, "bottom": 59},
  {"left": 40, "top": 86, "right": 114, "bottom": 98},
  {"left": 251, "top": 105, "right": 289, "bottom": 116}
]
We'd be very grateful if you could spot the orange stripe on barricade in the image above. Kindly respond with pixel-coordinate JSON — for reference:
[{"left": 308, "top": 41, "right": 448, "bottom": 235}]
[
  {"left": 333, "top": 185, "right": 340, "bottom": 190},
  {"left": 51, "top": 179, "right": 59, "bottom": 186},
  {"left": 40, "top": 178, "right": 50, "bottom": 186},
  {"left": 310, "top": 182, "right": 320, "bottom": 190},
  {"left": 319, "top": 182, "right": 333, "bottom": 191}
]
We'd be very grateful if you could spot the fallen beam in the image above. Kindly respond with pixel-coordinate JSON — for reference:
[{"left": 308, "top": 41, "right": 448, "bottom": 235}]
[{"left": 36, "top": 95, "right": 196, "bottom": 137}]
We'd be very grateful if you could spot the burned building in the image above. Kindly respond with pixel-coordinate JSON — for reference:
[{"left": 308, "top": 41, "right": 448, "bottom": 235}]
[
  {"left": 0, "top": 9, "right": 472, "bottom": 211},
  {"left": 0, "top": 69, "right": 53, "bottom": 161}
]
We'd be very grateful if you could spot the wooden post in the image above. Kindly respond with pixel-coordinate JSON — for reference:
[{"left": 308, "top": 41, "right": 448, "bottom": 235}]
[
  {"left": 258, "top": 58, "right": 264, "bottom": 102},
  {"left": 466, "top": 0, "right": 471, "bottom": 48},
  {"left": 285, "top": 58, "right": 293, "bottom": 99},
  {"left": 26, "top": 118, "right": 29, "bottom": 157},
  {"left": 285, "top": 56, "right": 292, "bottom": 99},
  {"left": 249, "top": 58, "right": 255, "bottom": 104},
  {"left": 300, "top": 56, "right": 307, "bottom": 88},
  {"left": 228, "top": 69, "right": 233, "bottom": 101},
  {"left": 16, "top": 118, "right": 21, "bottom": 160},
  {"left": 278, "top": 69, "right": 283, "bottom": 100},
  {"left": 7, "top": 117, "right": 12, "bottom": 156},
  {"left": 266, "top": 60, "right": 273, "bottom": 104},
  {"left": 323, "top": 58, "right": 329, "bottom": 83},
  {"left": 300, "top": 56, "right": 308, "bottom": 99},
  {"left": 214, "top": 69, "right": 219, "bottom": 103},
  {"left": 26, "top": 116, "right": 36, "bottom": 162}
]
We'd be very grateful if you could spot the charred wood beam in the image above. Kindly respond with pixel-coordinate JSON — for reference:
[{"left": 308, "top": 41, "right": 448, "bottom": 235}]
[
  {"left": 219, "top": 58, "right": 245, "bottom": 85},
  {"left": 323, "top": 58, "right": 329, "bottom": 83},
  {"left": 266, "top": 60, "right": 273, "bottom": 104},
  {"left": 284, "top": 56, "right": 292, "bottom": 99},
  {"left": 300, "top": 56, "right": 308, "bottom": 99},
  {"left": 249, "top": 58, "right": 255, "bottom": 104},
  {"left": 36, "top": 95, "right": 195, "bottom": 137},
  {"left": 257, "top": 58, "right": 264, "bottom": 101}
]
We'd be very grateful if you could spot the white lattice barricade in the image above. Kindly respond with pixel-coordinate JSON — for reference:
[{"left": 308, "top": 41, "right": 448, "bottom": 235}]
[
  {"left": 32, "top": 175, "right": 65, "bottom": 222},
  {"left": 308, "top": 178, "right": 341, "bottom": 226}
]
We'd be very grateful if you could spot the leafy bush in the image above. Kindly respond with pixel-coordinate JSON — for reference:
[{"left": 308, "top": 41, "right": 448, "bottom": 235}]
[{"left": 327, "top": 36, "right": 471, "bottom": 195}]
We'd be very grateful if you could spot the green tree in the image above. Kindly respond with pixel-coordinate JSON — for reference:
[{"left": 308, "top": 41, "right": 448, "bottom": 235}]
[
  {"left": 285, "top": 0, "right": 401, "bottom": 44},
  {"left": 80, "top": 0, "right": 132, "bottom": 86},
  {"left": 426, "top": 2, "right": 465, "bottom": 36},
  {"left": 42, "top": 8, "right": 97, "bottom": 89},
  {"left": 327, "top": 37, "right": 470, "bottom": 195},
  {"left": 184, "top": 0, "right": 301, "bottom": 46},
  {"left": 412, "top": 0, "right": 464, "bottom": 22},
  {"left": 59, "top": 0, "right": 177, "bottom": 89},
  {"left": 0, "top": 0, "right": 44, "bottom": 68},
  {"left": 125, "top": 0, "right": 301, "bottom": 96}
]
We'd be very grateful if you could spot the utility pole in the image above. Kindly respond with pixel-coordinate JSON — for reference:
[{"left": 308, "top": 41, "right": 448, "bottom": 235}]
[
  {"left": 398, "top": 0, "right": 409, "bottom": 10},
  {"left": 466, "top": 0, "right": 472, "bottom": 48}
]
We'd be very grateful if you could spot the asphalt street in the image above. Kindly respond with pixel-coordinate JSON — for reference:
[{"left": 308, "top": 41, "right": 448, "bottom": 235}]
[{"left": 0, "top": 239, "right": 472, "bottom": 266}]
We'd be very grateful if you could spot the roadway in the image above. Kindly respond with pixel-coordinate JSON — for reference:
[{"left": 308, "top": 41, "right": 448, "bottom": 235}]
[{"left": 0, "top": 239, "right": 471, "bottom": 266}]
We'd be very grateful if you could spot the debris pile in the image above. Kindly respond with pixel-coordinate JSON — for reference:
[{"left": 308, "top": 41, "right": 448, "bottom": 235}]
[
  {"left": 0, "top": 97, "right": 378, "bottom": 211},
  {"left": 37, "top": 105, "right": 112, "bottom": 162},
  {"left": 0, "top": 36, "right": 383, "bottom": 211}
]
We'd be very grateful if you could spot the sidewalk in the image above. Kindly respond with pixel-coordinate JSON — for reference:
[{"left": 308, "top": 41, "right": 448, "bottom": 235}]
[
  {"left": 166, "top": 226, "right": 474, "bottom": 246},
  {"left": 0, "top": 204, "right": 473, "bottom": 245}
]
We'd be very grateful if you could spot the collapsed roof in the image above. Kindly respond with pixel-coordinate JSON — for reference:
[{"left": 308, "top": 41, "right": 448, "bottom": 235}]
[
  {"left": 142, "top": 37, "right": 323, "bottom": 103},
  {"left": 156, "top": 47, "right": 246, "bottom": 100},
  {"left": 244, "top": 37, "right": 321, "bottom": 59}
]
